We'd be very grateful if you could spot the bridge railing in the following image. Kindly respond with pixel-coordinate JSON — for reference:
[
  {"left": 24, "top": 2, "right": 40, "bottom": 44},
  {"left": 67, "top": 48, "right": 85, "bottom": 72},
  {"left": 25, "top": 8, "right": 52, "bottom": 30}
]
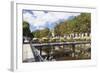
[{"left": 30, "top": 41, "right": 91, "bottom": 61}]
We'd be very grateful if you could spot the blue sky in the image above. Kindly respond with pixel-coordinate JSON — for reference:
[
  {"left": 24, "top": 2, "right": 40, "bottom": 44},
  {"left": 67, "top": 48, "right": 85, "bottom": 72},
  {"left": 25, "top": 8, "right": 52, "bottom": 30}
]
[{"left": 23, "top": 10, "right": 80, "bottom": 32}]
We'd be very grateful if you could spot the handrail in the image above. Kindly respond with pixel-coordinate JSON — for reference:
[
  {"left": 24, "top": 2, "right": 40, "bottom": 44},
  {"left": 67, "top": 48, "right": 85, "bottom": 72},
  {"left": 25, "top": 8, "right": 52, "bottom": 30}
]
[
  {"left": 30, "top": 41, "right": 45, "bottom": 62},
  {"left": 32, "top": 41, "right": 90, "bottom": 47}
]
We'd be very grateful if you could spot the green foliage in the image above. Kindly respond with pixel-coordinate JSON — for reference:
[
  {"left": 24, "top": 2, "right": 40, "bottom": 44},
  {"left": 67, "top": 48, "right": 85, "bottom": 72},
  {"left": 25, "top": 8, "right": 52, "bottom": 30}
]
[
  {"left": 54, "top": 21, "right": 69, "bottom": 36},
  {"left": 23, "top": 21, "right": 33, "bottom": 39},
  {"left": 23, "top": 21, "right": 30, "bottom": 36},
  {"left": 32, "top": 30, "right": 40, "bottom": 38},
  {"left": 50, "top": 38, "right": 59, "bottom": 42},
  {"left": 32, "top": 28, "right": 51, "bottom": 38},
  {"left": 54, "top": 13, "right": 91, "bottom": 36}
]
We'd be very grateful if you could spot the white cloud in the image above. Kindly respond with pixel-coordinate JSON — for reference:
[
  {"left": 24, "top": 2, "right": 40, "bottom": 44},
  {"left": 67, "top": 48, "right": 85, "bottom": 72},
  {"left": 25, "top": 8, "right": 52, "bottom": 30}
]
[
  {"left": 23, "top": 10, "right": 80, "bottom": 32},
  {"left": 23, "top": 12, "right": 35, "bottom": 24}
]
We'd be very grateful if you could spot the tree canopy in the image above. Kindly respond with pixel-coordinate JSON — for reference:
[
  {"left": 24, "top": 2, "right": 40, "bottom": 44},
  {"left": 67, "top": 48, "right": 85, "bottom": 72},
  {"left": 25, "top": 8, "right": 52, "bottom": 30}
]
[
  {"left": 54, "top": 13, "right": 91, "bottom": 36},
  {"left": 23, "top": 21, "right": 33, "bottom": 39},
  {"left": 32, "top": 28, "right": 51, "bottom": 38}
]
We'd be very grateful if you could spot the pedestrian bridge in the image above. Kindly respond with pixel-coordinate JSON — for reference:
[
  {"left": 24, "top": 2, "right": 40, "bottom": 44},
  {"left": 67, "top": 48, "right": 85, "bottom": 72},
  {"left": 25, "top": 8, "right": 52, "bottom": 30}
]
[
  {"left": 32, "top": 41, "right": 90, "bottom": 47},
  {"left": 29, "top": 41, "right": 91, "bottom": 62}
]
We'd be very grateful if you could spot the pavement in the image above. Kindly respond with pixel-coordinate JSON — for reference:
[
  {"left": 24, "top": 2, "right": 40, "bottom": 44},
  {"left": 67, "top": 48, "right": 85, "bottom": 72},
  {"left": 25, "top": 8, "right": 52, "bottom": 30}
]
[{"left": 22, "top": 44, "right": 34, "bottom": 62}]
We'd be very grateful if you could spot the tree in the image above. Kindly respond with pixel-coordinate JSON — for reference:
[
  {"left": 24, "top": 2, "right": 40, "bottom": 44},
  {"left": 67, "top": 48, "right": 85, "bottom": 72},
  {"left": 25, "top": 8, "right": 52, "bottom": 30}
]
[
  {"left": 23, "top": 21, "right": 33, "bottom": 41},
  {"left": 54, "top": 13, "right": 91, "bottom": 35},
  {"left": 40, "top": 28, "right": 50, "bottom": 38},
  {"left": 32, "top": 28, "right": 51, "bottom": 38}
]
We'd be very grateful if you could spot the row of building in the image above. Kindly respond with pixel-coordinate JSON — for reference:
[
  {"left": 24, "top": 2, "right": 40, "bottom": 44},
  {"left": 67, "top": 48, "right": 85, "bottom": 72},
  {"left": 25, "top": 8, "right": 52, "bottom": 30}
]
[{"left": 23, "top": 33, "right": 91, "bottom": 43}]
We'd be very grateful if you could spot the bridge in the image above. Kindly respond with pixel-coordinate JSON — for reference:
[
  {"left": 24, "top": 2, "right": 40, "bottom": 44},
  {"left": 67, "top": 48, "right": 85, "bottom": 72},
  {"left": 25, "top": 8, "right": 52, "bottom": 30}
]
[
  {"left": 32, "top": 41, "right": 90, "bottom": 47},
  {"left": 29, "top": 41, "right": 91, "bottom": 62}
]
